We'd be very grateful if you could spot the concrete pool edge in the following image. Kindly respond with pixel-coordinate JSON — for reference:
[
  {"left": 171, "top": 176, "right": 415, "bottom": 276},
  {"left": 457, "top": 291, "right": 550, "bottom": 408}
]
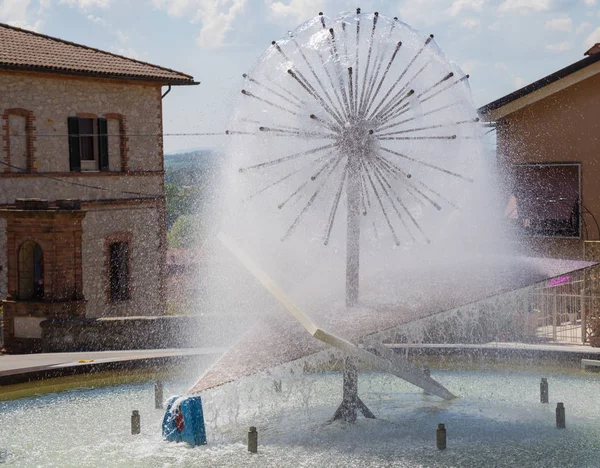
[
  {"left": 0, "top": 348, "right": 227, "bottom": 400},
  {"left": 2, "top": 342, "right": 600, "bottom": 401},
  {"left": 385, "top": 342, "right": 600, "bottom": 363}
]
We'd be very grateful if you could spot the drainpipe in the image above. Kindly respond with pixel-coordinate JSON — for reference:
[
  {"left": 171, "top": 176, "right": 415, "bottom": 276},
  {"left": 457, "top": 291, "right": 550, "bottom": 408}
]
[{"left": 161, "top": 85, "right": 172, "bottom": 99}]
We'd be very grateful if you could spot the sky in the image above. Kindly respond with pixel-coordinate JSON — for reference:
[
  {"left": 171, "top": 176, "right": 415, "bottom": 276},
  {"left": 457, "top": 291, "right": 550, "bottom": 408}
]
[{"left": 1, "top": 0, "right": 599, "bottom": 154}]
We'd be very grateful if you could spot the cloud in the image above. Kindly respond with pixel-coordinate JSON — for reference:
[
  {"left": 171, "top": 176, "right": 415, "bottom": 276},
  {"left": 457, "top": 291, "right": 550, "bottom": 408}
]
[
  {"left": 445, "top": 0, "right": 486, "bottom": 16},
  {"left": 0, "top": 0, "right": 43, "bottom": 31},
  {"left": 497, "top": 0, "right": 551, "bottom": 14},
  {"left": 545, "top": 40, "right": 572, "bottom": 52},
  {"left": 585, "top": 26, "right": 600, "bottom": 46},
  {"left": 396, "top": 0, "right": 461, "bottom": 26},
  {"left": 576, "top": 21, "right": 592, "bottom": 34},
  {"left": 86, "top": 14, "right": 107, "bottom": 25},
  {"left": 544, "top": 17, "right": 572, "bottom": 32},
  {"left": 115, "top": 46, "right": 145, "bottom": 60},
  {"left": 461, "top": 59, "right": 481, "bottom": 74},
  {"left": 268, "top": 0, "right": 325, "bottom": 23},
  {"left": 197, "top": 0, "right": 246, "bottom": 48},
  {"left": 153, "top": 0, "right": 248, "bottom": 49},
  {"left": 59, "top": 0, "right": 111, "bottom": 8},
  {"left": 514, "top": 76, "right": 527, "bottom": 88},
  {"left": 461, "top": 17, "right": 480, "bottom": 29},
  {"left": 583, "top": 0, "right": 596, "bottom": 5},
  {"left": 115, "top": 29, "right": 128, "bottom": 43},
  {"left": 494, "top": 61, "right": 508, "bottom": 70}
]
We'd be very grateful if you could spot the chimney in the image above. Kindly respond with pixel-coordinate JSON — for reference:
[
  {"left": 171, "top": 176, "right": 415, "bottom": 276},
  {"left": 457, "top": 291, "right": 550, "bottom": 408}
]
[{"left": 584, "top": 43, "right": 600, "bottom": 56}]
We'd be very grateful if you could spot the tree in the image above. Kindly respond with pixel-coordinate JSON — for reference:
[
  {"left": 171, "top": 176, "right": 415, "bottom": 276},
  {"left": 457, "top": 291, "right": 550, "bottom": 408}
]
[{"left": 167, "top": 215, "right": 203, "bottom": 248}]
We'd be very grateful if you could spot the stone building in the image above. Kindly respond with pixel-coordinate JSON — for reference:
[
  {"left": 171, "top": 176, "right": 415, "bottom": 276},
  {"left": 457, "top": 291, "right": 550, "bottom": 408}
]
[
  {"left": 479, "top": 44, "right": 600, "bottom": 261},
  {"left": 0, "top": 23, "right": 197, "bottom": 351}
]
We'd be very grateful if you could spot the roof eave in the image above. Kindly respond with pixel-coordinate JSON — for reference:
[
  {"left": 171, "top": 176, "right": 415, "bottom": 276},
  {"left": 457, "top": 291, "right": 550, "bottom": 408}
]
[
  {"left": 478, "top": 53, "right": 600, "bottom": 121},
  {"left": 0, "top": 63, "right": 199, "bottom": 86}
]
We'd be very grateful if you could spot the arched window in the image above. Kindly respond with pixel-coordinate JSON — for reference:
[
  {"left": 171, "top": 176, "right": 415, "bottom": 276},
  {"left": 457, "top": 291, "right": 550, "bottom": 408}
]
[{"left": 18, "top": 241, "right": 44, "bottom": 300}]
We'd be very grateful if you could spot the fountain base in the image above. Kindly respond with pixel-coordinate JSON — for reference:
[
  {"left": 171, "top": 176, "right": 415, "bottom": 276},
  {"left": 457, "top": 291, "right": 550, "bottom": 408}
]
[{"left": 331, "top": 357, "right": 376, "bottom": 423}]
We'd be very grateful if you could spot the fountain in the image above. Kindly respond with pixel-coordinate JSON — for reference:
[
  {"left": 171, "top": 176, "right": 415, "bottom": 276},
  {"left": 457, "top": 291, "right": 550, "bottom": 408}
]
[
  {"left": 162, "top": 9, "right": 595, "bottom": 448},
  {"left": 2, "top": 10, "right": 600, "bottom": 467}
]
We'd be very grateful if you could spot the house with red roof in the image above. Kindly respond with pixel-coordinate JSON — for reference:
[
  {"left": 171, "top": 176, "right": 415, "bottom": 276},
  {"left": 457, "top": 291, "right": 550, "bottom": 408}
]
[{"left": 0, "top": 23, "right": 198, "bottom": 351}]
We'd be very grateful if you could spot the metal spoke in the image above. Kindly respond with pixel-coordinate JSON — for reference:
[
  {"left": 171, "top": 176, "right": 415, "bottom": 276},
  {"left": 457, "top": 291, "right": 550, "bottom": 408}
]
[
  {"left": 379, "top": 146, "right": 473, "bottom": 181},
  {"left": 368, "top": 158, "right": 417, "bottom": 242},
  {"left": 376, "top": 156, "right": 442, "bottom": 210},
  {"left": 360, "top": 17, "right": 398, "bottom": 118},
  {"left": 378, "top": 135, "right": 457, "bottom": 141},
  {"left": 259, "top": 126, "right": 336, "bottom": 139},
  {"left": 291, "top": 37, "right": 345, "bottom": 121},
  {"left": 376, "top": 118, "right": 479, "bottom": 137},
  {"left": 376, "top": 101, "right": 461, "bottom": 132},
  {"left": 358, "top": 12, "right": 379, "bottom": 115},
  {"left": 315, "top": 51, "right": 349, "bottom": 122},
  {"left": 243, "top": 73, "right": 305, "bottom": 109},
  {"left": 239, "top": 143, "right": 337, "bottom": 172},
  {"left": 278, "top": 155, "right": 337, "bottom": 209},
  {"left": 328, "top": 28, "right": 352, "bottom": 118},
  {"left": 374, "top": 158, "right": 430, "bottom": 242},
  {"left": 241, "top": 89, "right": 298, "bottom": 116},
  {"left": 368, "top": 34, "right": 433, "bottom": 119},
  {"left": 375, "top": 61, "right": 431, "bottom": 120},
  {"left": 363, "top": 40, "right": 402, "bottom": 118},
  {"left": 287, "top": 69, "right": 345, "bottom": 126},
  {"left": 354, "top": 8, "right": 361, "bottom": 113},
  {"left": 420, "top": 74, "right": 470, "bottom": 104},
  {"left": 324, "top": 162, "right": 349, "bottom": 245},
  {"left": 360, "top": 158, "right": 401, "bottom": 245},
  {"left": 282, "top": 155, "right": 345, "bottom": 241}
]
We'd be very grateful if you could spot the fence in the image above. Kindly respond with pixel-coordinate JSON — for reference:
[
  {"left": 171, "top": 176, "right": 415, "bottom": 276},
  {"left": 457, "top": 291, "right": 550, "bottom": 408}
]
[
  {"left": 532, "top": 273, "right": 589, "bottom": 344},
  {"left": 531, "top": 243, "right": 600, "bottom": 345}
]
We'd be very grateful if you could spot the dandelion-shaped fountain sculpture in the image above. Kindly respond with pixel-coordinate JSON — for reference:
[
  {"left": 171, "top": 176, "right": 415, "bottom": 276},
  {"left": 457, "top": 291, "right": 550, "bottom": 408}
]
[{"left": 224, "top": 9, "right": 481, "bottom": 423}]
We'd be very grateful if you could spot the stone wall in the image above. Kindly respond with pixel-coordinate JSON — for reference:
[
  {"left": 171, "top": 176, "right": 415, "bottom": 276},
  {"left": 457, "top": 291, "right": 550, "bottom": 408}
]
[
  {"left": 41, "top": 315, "right": 217, "bottom": 352},
  {"left": 0, "top": 70, "right": 166, "bottom": 323},
  {"left": 0, "top": 72, "right": 164, "bottom": 205},
  {"left": 0, "top": 71, "right": 163, "bottom": 176},
  {"left": 82, "top": 204, "right": 164, "bottom": 317},
  {"left": 0, "top": 217, "right": 6, "bottom": 299}
]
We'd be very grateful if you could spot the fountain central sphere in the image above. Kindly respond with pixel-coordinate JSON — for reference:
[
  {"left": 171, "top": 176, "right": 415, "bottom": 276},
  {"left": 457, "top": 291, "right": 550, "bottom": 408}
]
[
  {"left": 226, "top": 10, "right": 484, "bottom": 249},
  {"left": 338, "top": 120, "right": 377, "bottom": 158}
]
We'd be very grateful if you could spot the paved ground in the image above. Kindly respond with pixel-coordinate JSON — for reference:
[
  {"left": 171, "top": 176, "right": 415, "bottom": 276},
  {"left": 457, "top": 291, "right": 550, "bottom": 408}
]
[
  {"left": 2, "top": 342, "right": 600, "bottom": 380},
  {"left": 386, "top": 341, "right": 600, "bottom": 354},
  {"left": 0, "top": 347, "right": 227, "bottom": 376}
]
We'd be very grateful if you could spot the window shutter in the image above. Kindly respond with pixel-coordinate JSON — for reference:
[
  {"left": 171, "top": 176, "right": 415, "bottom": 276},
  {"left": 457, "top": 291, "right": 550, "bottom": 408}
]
[
  {"left": 97, "top": 117, "right": 109, "bottom": 171},
  {"left": 67, "top": 117, "right": 81, "bottom": 172}
]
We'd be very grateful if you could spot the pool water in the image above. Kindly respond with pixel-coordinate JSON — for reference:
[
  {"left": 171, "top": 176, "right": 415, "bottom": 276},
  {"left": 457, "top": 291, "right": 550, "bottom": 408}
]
[{"left": 1, "top": 369, "right": 600, "bottom": 467}]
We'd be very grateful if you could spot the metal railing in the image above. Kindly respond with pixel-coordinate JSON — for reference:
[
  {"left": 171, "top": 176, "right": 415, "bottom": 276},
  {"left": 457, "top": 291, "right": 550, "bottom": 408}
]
[{"left": 531, "top": 263, "right": 600, "bottom": 345}]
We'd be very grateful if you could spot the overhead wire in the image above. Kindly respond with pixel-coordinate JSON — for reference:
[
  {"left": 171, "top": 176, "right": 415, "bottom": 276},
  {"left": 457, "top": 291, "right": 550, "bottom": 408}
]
[{"left": 0, "top": 159, "right": 161, "bottom": 198}]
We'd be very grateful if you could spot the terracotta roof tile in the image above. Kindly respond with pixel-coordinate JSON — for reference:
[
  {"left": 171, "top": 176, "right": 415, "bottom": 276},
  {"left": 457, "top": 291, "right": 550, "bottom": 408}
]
[
  {"left": 585, "top": 43, "right": 600, "bottom": 56},
  {"left": 0, "top": 22, "right": 197, "bottom": 85}
]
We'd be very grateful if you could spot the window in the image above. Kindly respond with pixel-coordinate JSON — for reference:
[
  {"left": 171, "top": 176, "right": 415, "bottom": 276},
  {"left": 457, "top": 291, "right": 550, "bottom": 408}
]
[
  {"left": 68, "top": 116, "right": 109, "bottom": 172},
  {"left": 505, "top": 163, "right": 580, "bottom": 238},
  {"left": 3, "top": 108, "right": 34, "bottom": 172},
  {"left": 109, "top": 242, "right": 130, "bottom": 302},
  {"left": 18, "top": 241, "right": 44, "bottom": 300}
]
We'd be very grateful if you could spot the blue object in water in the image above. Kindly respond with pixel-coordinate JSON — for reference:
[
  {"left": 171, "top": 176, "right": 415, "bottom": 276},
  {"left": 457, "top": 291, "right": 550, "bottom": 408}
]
[{"left": 162, "top": 395, "right": 207, "bottom": 446}]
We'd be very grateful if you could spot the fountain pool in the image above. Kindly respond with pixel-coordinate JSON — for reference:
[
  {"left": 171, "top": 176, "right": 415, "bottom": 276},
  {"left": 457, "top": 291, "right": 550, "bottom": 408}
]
[{"left": 2, "top": 364, "right": 600, "bottom": 467}]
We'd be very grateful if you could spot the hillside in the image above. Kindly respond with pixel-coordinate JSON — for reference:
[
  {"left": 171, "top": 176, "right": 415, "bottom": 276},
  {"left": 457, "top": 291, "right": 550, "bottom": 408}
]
[{"left": 164, "top": 149, "right": 219, "bottom": 186}]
